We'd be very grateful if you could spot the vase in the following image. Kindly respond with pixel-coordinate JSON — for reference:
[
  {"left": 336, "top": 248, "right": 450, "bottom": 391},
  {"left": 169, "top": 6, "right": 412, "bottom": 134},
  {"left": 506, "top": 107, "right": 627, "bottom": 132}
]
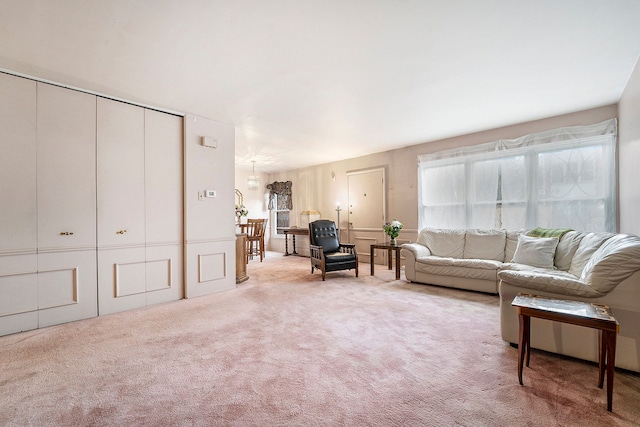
[{"left": 390, "top": 237, "right": 397, "bottom": 246}]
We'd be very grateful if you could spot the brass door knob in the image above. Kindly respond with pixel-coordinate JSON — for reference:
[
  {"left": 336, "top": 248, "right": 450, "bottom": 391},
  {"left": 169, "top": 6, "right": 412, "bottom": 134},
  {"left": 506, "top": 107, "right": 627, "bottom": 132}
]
[
  {"left": 59, "top": 231, "right": 74, "bottom": 236},
  {"left": 116, "top": 230, "right": 127, "bottom": 234}
]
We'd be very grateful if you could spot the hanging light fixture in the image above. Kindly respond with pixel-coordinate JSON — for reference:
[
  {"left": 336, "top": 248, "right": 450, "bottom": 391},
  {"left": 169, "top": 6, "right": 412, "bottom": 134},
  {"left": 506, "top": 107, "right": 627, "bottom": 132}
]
[{"left": 247, "top": 160, "right": 261, "bottom": 191}]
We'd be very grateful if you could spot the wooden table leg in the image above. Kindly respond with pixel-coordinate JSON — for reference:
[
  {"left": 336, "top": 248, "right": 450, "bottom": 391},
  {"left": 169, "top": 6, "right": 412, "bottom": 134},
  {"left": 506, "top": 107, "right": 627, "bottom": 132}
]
[
  {"left": 606, "top": 330, "right": 616, "bottom": 412},
  {"left": 598, "top": 330, "right": 605, "bottom": 389},
  {"left": 394, "top": 248, "right": 400, "bottom": 280},
  {"left": 370, "top": 246, "right": 375, "bottom": 276},
  {"left": 283, "top": 232, "right": 290, "bottom": 256},
  {"left": 518, "top": 313, "right": 530, "bottom": 386},
  {"left": 292, "top": 235, "right": 298, "bottom": 255},
  {"left": 387, "top": 248, "right": 392, "bottom": 270},
  {"left": 598, "top": 329, "right": 616, "bottom": 412}
]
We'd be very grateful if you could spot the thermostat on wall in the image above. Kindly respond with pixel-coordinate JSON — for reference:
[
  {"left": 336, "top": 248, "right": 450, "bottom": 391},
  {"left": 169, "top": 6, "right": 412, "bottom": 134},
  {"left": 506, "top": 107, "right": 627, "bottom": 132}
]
[{"left": 205, "top": 190, "right": 216, "bottom": 198}]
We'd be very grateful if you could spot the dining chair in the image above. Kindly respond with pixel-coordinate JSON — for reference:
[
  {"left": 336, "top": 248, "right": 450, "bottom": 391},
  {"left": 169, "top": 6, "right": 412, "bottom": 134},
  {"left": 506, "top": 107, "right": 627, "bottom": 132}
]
[{"left": 245, "top": 218, "right": 267, "bottom": 262}]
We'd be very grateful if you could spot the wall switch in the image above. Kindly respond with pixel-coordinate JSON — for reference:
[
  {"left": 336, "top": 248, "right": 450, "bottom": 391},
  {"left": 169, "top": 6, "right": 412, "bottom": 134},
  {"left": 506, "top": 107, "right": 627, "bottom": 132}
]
[{"left": 198, "top": 191, "right": 204, "bottom": 201}]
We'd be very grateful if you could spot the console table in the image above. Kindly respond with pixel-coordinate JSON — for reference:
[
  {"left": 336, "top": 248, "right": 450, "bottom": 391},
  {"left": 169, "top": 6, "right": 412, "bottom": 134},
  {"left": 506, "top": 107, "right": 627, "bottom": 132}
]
[
  {"left": 370, "top": 243, "right": 402, "bottom": 280},
  {"left": 512, "top": 293, "right": 619, "bottom": 412},
  {"left": 278, "top": 227, "right": 309, "bottom": 256}
]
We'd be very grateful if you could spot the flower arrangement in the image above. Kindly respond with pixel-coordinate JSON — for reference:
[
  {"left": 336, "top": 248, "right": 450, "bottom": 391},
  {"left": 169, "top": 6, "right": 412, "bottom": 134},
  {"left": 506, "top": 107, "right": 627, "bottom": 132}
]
[
  {"left": 235, "top": 204, "right": 248, "bottom": 219},
  {"left": 383, "top": 219, "right": 403, "bottom": 241}
]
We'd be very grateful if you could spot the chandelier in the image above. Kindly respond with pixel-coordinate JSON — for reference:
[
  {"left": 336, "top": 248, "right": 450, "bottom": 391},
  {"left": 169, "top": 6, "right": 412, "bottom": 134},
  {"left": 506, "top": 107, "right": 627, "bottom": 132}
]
[{"left": 247, "top": 161, "right": 261, "bottom": 191}]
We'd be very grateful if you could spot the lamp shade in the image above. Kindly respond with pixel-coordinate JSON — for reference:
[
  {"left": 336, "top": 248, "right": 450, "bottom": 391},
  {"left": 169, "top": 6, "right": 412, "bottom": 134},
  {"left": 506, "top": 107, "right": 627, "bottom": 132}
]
[
  {"left": 247, "top": 174, "right": 261, "bottom": 190},
  {"left": 247, "top": 161, "right": 260, "bottom": 190}
]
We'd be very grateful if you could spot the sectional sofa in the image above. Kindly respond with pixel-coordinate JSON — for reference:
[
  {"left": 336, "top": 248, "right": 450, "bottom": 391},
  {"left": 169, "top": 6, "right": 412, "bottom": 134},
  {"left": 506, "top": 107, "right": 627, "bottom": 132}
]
[{"left": 401, "top": 228, "right": 640, "bottom": 372}]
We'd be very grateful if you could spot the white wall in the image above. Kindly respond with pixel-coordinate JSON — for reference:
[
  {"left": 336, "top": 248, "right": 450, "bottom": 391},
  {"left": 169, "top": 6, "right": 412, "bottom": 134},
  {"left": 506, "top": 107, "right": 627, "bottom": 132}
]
[
  {"left": 619, "top": 58, "right": 640, "bottom": 236},
  {"left": 268, "top": 105, "right": 619, "bottom": 251},
  {"left": 183, "top": 115, "right": 237, "bottom": 297}
]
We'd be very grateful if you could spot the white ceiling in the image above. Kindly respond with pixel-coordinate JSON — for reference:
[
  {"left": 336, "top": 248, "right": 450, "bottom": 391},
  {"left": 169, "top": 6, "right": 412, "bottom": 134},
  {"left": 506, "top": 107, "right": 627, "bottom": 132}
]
[{"left": 2, "top": 0, "right": 640, "bottom": 173}]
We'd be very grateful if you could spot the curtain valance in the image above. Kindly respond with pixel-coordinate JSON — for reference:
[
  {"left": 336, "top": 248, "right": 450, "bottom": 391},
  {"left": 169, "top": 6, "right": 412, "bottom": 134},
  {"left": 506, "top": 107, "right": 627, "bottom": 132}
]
[{"left": 267, "top": 181, "right": 293, "bottom": 210}]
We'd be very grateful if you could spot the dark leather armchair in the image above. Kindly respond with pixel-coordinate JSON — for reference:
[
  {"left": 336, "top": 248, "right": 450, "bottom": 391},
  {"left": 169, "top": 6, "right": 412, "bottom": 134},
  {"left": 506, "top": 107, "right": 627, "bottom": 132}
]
[{"left": 309, "top": 219, "right": 358, "bottom": 281}]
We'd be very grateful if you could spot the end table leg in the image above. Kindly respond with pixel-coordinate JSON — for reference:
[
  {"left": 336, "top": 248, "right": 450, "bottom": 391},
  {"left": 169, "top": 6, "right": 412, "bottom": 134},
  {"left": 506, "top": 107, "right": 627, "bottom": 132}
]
[
  {"left": 598, "top": 330, "right": 605, "bottom": 389},
  {"left": 370, "top": 247, "right": 375, "bottom": 276},
  {"left": 606, "top": 330, "right": 616, "bottom": 412},
  {"left": 395, "top": 248, "right": 401, "bottom": 280},
  {"left": 518, "top": 313, "right": 530, "bottom": 385}
]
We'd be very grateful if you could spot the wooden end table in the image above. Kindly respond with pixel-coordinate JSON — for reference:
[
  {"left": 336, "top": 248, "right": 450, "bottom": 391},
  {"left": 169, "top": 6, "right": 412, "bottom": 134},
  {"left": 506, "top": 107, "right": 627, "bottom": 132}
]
[
  {"left": 370, "top": 243, "right": 402, "bottom": 280},
  {"left": 511, "top": 293, "right": 619, "bottom": 412}
]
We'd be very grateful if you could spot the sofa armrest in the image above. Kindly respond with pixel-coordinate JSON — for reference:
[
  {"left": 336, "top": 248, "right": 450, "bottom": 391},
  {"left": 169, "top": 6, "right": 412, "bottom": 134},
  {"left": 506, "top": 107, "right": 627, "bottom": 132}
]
[
  {"left": 401, "top": 243, "right": 431, "bottom": 259},
  {"left": 401, "top": 243, "right": 431, "bottom": 282}
]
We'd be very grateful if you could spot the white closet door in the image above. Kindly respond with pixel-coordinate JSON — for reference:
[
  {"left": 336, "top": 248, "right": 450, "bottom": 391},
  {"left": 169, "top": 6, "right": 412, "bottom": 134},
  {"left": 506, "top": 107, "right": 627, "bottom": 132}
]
[
  {"left": 144, "top": 109, "right": 183, "bottom": 304},
  {"left": 0, "top": 73, "right": 38, "bottom": 335},
  {"left": 97, "top": 98, "right": 146, "bottom": 247},
  {"left": 37, "top": 83, "right": 97, "bottom": 250},
  {"left": 36, "top": 83, "right": 98, "bottom": 325},
  {"left": 0, "top": 74, "right": 37, "bottom": 253},
  {"left": 97, "top": 98, "right": 146, "bottom": 315}
]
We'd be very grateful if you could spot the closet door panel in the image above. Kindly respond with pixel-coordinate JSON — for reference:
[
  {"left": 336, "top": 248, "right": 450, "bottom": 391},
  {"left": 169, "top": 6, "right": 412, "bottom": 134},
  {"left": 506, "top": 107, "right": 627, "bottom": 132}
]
[
  {"left": 37, "top": 250, "right": 98, "bottom": 327},
  {"left": 98, "top": 247, "right": 146, "bottom": 315},
  {"left": 0, "top": 73, "right": 37, "bottom": 253},
  {"left": 97, "top": 98, "right": 145, "bottom": 247},
  {"left": 145, "top": 110, "right": 183, "bottom": 244},
  {"left": 145, "top": 244, "right": 182, "bottom": 305},
  {"left": 36, "top": 83, "right": 97, "bottom": 250},
  {"left": 0, "top": 253, "right": 38, "bottom": 334}
]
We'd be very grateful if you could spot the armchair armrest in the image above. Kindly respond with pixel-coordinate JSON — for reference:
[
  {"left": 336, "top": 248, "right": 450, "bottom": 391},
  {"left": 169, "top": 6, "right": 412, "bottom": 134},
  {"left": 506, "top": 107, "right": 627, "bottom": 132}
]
[
  {"left": 309, "top": 244, "right": 325, "bottom": 261},
  {"left": 338, "top": 243, "right": 357, "bottom": 255}
]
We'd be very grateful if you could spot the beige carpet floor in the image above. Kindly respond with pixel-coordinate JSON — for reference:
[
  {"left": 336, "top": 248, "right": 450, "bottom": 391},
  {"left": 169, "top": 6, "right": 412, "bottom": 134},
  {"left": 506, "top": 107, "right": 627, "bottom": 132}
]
[{"left": 1, "top": 252, "right": 639, "bottom": 426}]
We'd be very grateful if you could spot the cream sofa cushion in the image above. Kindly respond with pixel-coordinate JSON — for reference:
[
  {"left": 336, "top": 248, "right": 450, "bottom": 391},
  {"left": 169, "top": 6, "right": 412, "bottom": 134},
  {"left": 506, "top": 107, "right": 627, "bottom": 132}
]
[
  {"left": 416, "top": 257, "right": 499, "bottom": 281},
  {"left": 498, "top": 269, "right": 602, "bottom": 298},
  {"left": 554, "top": 231, "right": 585, "bottom": 271},
  {"left": 505, "top": 230, "right": 527, "bottom": 263},
  {"left": 464, "top": 229, "right": 506, "bottom": 261},
  {"left": 511, "top": 234, "right": 558, "bottom": 269},
  {"left": 580, "top": 234, "right": 640, "bottom": 294},
  {"left": 420, "top": 228, "right": 466, "bottom": 258},
  {"left": 568, "top": 232, "right": 614, "bottom": 277}
]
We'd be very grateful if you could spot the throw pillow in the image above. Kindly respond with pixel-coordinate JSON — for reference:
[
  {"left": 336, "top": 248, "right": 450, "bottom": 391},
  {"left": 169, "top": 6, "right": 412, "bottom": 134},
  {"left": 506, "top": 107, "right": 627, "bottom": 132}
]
[{"left": 511, "top": 234, "right": 559, "bottom": 269}]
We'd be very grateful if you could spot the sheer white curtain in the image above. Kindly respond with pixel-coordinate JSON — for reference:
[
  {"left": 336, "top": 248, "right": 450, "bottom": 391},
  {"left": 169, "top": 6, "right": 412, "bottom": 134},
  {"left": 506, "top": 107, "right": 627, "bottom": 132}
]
[{"left": 418, "top": 119, "right": 617, "bottom": 232}]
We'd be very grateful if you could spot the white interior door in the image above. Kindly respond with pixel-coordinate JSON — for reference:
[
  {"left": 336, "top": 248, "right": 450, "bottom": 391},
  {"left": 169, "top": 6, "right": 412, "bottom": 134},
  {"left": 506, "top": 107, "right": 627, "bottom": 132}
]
[{"left": 347, "top": 168, "right": 385, "bottom": 263}]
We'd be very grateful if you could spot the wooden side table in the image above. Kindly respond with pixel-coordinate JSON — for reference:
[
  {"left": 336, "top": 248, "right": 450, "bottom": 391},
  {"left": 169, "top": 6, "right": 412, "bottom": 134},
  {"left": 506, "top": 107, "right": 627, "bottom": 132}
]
[
  {"left": 277, "top": 227, "right": 309, "bottom": 256},
  {"left": 512, "top": 293, "right": 619, "bottom": 412},
  {"left": 370, "top": 243, "right": 402, "bottom": 280}
]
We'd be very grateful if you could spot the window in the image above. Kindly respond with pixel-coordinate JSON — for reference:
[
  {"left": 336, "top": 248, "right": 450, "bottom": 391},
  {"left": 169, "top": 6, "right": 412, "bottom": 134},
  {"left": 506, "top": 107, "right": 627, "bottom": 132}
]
[
  {"left": 418, "top": 119, "right": 617, "bottom": 232},
  {"left": 272, "top": 195, "right": 290, "bottom": 236},
  {"left": 267, "top": 180, "right": 293, "bottom": 236}
]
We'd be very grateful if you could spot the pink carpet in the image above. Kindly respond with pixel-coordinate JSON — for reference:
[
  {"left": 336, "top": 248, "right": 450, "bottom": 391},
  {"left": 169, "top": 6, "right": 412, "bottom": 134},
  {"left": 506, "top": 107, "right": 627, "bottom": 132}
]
[{"left": 1, "top": 252, "right": 639, "bottom": 426}]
